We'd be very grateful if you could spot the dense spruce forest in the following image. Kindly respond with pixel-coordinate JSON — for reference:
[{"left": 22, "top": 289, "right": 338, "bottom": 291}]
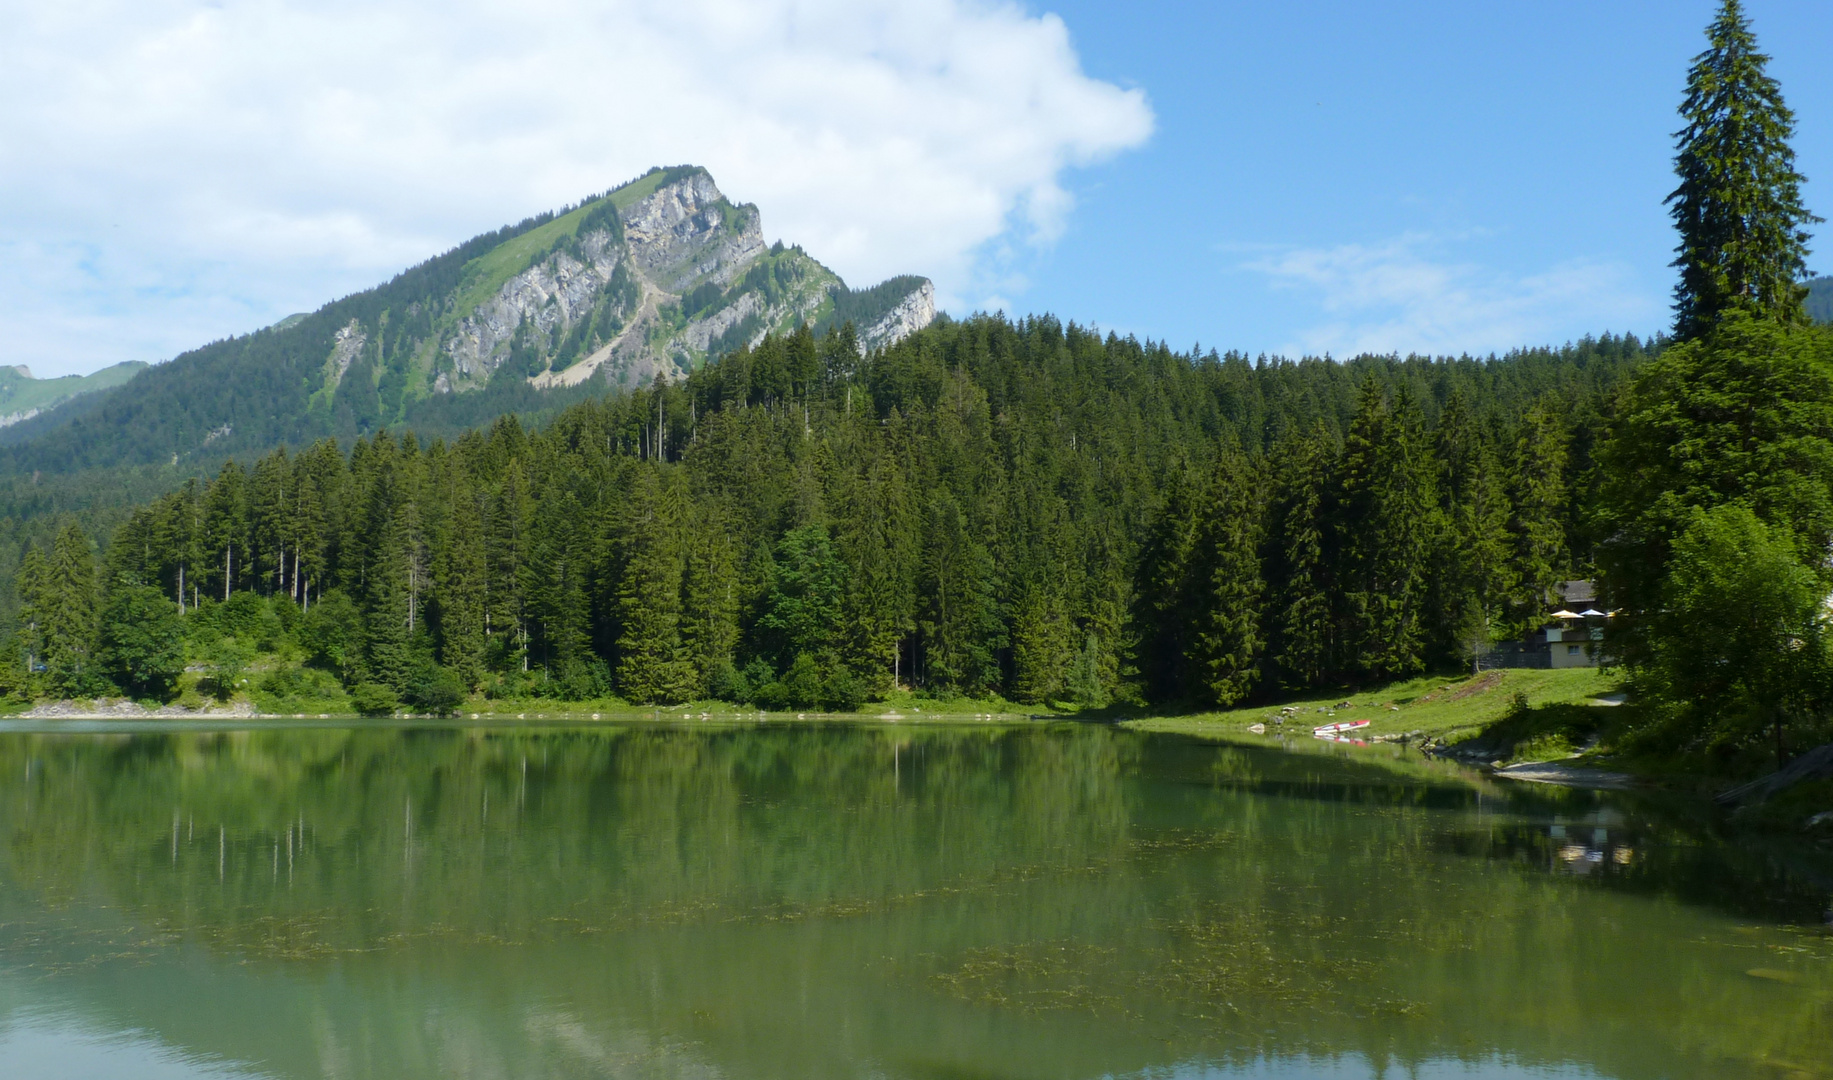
[{"left": 6, "top": 313, "right": 1652, "bottom": 713}]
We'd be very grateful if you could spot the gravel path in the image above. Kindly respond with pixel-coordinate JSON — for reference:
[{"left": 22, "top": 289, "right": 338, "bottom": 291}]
[{"left": 1491, "top": 761, "right": 1636, "bottom": 790}]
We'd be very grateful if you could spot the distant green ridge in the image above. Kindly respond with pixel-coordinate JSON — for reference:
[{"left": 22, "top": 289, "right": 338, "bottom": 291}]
[
  {"left": 1808, "top": 276, "right": 1832, "bottom": 324},
  {"left": 0, "top": 361, "right": 146, "bottom": 427}
]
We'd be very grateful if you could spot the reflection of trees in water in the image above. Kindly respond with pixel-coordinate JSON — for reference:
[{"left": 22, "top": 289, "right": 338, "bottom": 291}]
[
  {"left": 0, "top": 727, "right": 1827, "bottom": 1080},
  {"left": 0, "top": 725, "right": 1139, "bottom": 951}
]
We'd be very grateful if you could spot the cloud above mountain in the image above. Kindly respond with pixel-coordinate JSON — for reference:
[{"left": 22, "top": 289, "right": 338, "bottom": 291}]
[
  {"left": 0, "top": 0, "right": 1153, "bottom": 376},
  {"left": 1245, "top": 234, "right": 1664, "bottom": 359}
]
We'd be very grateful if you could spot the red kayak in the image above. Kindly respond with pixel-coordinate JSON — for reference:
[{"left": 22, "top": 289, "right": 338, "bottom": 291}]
[{"left": 1312, "top": 719, "right": 1370, "bottom": 736}]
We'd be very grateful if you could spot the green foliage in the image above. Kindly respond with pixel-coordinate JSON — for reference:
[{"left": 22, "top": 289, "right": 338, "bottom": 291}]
[
  {"left": 1641, "top": 505, "right": 1827, "bottom": 760},
  {"left": 1597, "top": 314, "right": 1833, "bottom": 676},
  {"left": 1668, "top": 0, "right": 1821, "bottom": 338},
  {"left": 254, "top": 665, "right": 347, "bottom": 712},
  {"left": 206, "top": 637, "right": 251, "bottom": 701},
  {"left": 299, "top": 590, "right": 364, "bottom": 681},
  {"left": 404, "top": 663, "right": 468, "bottom": 715},
  {"left": 349, "top": 682, "right": 400, "bottom": 717},
  {"left": 97, "top": 585, "right": 186, "bottom": 700},
  {"left": 755, "top": 525, "right": 847, "bottom": 667},
  {"left": 1187, "top": 442, "right": 1265, "bottom": 706}
]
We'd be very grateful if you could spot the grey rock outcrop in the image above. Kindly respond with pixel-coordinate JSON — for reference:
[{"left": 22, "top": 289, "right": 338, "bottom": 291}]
[
  {"left": 623, "top": 171, "right": 767, "bottom": 290},
  {"left": 322, "top": 166, "right": 936, "bottom": 399},
  {"left": 860, "top": 279, "right": 937, "bottom": 354}
]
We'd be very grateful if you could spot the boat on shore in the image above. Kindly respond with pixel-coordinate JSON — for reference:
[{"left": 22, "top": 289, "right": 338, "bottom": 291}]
[{"left": 1313, "top": 719, "right": 1370, "bottom": 736}]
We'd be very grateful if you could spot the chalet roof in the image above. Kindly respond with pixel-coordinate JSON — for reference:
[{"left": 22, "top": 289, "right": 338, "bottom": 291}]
[{"left": 1554, "top": 580, "right": 1597, "bottom": 607}]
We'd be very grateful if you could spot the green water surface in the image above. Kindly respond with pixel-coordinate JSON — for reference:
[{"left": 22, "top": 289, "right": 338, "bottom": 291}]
[{"left": 0, "top": 721, "right": 1828, "bottom": 1079}]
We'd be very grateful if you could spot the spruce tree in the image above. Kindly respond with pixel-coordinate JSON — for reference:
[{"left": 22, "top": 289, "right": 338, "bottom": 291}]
[
  {"left": 1010, "top": 582, "right": 1071, "bottom": 705},
  {"left": 485, "top": 459, "right": 534, "bottom": 670},
  {"left": 1508, "top": 400, "right": 1569, "bottom": 626},
  {"left": 614, "top": 469, "right": 694, "bottom": 704},
  {"left": 40, "top": 525, "right": 101, "bottom": 693},
  {"left": 1338, "top": 381, "right": 1434, "bottom": 680},
  {"left": 918, "top": 491, "right": 1004, "bottom": 694},
  {"left": 1669, "top": 0, "right": 1821, "bottom": 338},
  {"left": 1267, "top": 426, "right": 1335, "bottom": 690},
  {"left": 1134, "top": 454, "right": 1205, "bottom": 701},
  {"left": 1434, "top": 392, "right": 1516, "bottom": 665},
  {"left": 681, "top": 503, "right": 741, "bottom": 694},
  {"left": 1187, "top": 441, "right": 1266, "bottom": 706},
  {"left": 432, "top": 462, "right": 488, "bottom": 686},
  {"left": 203, "top": 460, "right": 248, "bottom": 600}
]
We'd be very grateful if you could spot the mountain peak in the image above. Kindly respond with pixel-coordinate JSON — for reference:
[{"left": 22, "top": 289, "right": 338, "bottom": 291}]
[
  {"left": 0, "top": 167, "right": 936, "bottom": 472},
  {"left": 417, "top": 164, "right": 930, "bottom": 395}
]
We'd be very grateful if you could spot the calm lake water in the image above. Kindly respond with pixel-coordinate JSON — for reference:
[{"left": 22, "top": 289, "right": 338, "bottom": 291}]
[{"left": 0, "top": 721, "right": 1828, "bottom": 1080}]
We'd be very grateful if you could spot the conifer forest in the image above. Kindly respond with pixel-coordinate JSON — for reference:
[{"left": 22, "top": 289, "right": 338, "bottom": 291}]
[{"left": 10, "top": 317, "right": 1649, "bottom": 715}]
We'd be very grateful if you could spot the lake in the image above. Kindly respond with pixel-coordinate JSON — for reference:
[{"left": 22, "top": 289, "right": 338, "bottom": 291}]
[{"left": 0, "top": 721, "right": 1828, "bottom": 1079}]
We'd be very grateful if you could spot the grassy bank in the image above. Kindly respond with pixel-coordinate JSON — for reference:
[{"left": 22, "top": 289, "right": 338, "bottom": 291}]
[{"left": 1125, "top": 667, "right": 1626, "bottom": 750}]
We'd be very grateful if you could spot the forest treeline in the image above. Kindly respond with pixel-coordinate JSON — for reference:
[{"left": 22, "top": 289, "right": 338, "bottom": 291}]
[{"left": 5, "top": 314, "right": 1650, "bottom": 713}]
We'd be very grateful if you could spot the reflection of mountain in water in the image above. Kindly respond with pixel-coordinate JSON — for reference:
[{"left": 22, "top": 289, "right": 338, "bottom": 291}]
[{"left": 0, "top": 726, "right": 1828, "bottom": 1080}]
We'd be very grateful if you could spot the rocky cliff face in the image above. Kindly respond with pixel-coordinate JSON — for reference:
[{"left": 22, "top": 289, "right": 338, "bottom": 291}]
[
  {"left": 321, "top": 166, "right": 936, "bottom": 399},
  {"left": 860, "top": 280, "right": 937, "bottom": 355},
  {"left": 622, "top": 171, "right": 767, "bottom": 290}
]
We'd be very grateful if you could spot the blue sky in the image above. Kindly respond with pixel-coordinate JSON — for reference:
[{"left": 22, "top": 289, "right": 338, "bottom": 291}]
[
  {"left": 0, "top": 1, "right": 1827, "bottom": 377},
  {"left": 1005, "top": 0, "right": 1832, "bottom": 357}
]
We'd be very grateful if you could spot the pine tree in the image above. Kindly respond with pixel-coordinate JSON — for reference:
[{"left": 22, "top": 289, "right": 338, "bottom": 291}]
[
  {"left": 40, "top": 525, "right": 101, "bottom": 693},
  {"left": 485, "top": 459, "right": 534, "bottom": 670},
  {"left": 918, "top": 491, "right": 1005, "bottom": 694},
  {"left": 15, "top": 546, "right": 49, "bottom": 676},
  {"left": 835, "top": 443, "right": 916, "bottom": 691},
  {"left": 1509, "top": 400, "right": 1568, "bottom": 626},
  {"left": 203, "top": 460, "right": 248, "bottom": 600},
  {"left": 614, "top": 468, "right": 694, "bottom": 703},
  {"left": 1134, "top": 454, "right": 1205, "bottom": 701},
  {"left": 363, "top": 467, "right": 414, "bottom": 691},
  {"left": 1669, "top": 0, "right": 1821, "bottom": 338},
  {"left": 529, "top": 489, "right": 593, "bottom": 673},
  {"left": 248, "top": 447, "right": 291, "bottom": 596},
  {"left": 1267, "top": 426, "right": 1335, "bottom": 689},
  {"left": 681, "top": 502, "right": 740, "bottom": 694},
  {"left": 1434, "top": 392, "right": 1516, "bottom": 666},
  {"left": 1187, "top": 441, "right": 1266, "bottom": 706},
  {"left": 1338, "top": 380, "right": 1434, "bottom": 680},
  {"left": 432, "top": 460, "right": 488, "bottom": 685},
  {"left": 1010, "top": 582, "right": 1071, "bottom": 704}
]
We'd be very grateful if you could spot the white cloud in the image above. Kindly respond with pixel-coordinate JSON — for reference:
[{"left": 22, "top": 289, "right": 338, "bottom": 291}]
[
  {"left": 0, "top": 0, "right": 1152, "bottom": 376},
  {"left": 1245, "top": 234, "right": 1664, "bottom": 358}
]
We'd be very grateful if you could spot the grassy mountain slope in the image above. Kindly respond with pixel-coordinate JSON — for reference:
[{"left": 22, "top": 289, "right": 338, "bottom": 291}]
[{"left": 0, "top": 362, "right": 145, "bottom": 435}]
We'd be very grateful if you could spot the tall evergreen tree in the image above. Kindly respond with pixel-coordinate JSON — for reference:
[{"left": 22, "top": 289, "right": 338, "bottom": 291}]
[
  {"left": 203, "top": 461, "right": 248, "bottom": 600},
  {"left": 431, "top": 460, "right": 488, "bottom": 685},
  {"left": 614, "top": 468, "right": 694, "bottom": 703},
  {"left": 1010, "top": 582, "right": 1072, "bottom": 705},
  {"left": 1669, "top": 0, "right": 1821, "bottom": 338},
  {"left": 1186, "top": 441, "right": 1266, "bottom": 706},
  {"left": 681, "top": 502, "right": 741, "bottom": 694},
  {"left": 1134, "top": 454, "right": 1205, "bottom": 702},
  {"left": 919, "top": 491, "right": 1004, "bottom": 694},
  {"left": 38, "top": 525, "right": 101, "bottom": 692},
  {"left": 1337, "top": 381, "right": 1434, "bottom": 681},
  {"left": 1508, "top": 400, "right": 1569, "bottom": 624},
  {"left": 1267, "top": 426, "right": 1335, "bottom": 690},
  {"left": 1434, "top": 392, "right": 1516, "bottom": 665}
]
